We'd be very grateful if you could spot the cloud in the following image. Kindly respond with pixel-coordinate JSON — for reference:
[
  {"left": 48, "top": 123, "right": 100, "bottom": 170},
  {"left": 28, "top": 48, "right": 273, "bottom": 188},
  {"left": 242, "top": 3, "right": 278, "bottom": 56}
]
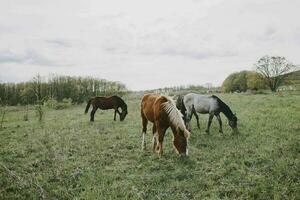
[
  {"left": 0, "top": 50, "right": 58, "bottom": 66},
  {"left": 137, "top": 48, "right": 237, "bottom": 60},
  {"left": 0, "top": 0, "right": 300, "bottom": 90},
  {"left": 45, "top": 39, "right": 72, "bottom": 48}
]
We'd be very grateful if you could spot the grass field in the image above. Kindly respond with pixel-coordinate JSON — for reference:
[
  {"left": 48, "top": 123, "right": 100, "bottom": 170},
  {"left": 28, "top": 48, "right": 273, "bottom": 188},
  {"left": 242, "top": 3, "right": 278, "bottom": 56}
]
[{"left": 0, "top": 92, "right": 299, "bottom": 199}]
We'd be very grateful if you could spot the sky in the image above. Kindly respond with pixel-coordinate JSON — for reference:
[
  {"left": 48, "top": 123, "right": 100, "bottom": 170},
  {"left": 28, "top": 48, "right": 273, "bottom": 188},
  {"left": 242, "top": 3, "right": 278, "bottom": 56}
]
[{"left": 0, "top": 0, "right": 300, "bottom": 90}]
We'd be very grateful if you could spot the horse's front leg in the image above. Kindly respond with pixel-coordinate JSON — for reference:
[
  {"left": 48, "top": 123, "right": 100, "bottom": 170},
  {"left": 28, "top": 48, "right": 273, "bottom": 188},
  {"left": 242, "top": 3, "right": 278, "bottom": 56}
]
[
  {"left": 185, "top": 109, "right": 193, "bottom": 131},
  {"left": 156, "top": 122, "right": 166, "bottom": 157},
  {"left": 192, "top": 107, "right": 200, "bottom": 130},
  {"left": 205, "top": 113, "right": 214, "bottom": 134},
  {"left": 116, "top": 108, "right": 122, "bottom": 121},
  {"left": 141, "top": 113, "right": 148, "bottom": 150},
  {"left": 152, "top": 124, "right": 157, "bottom": 152},
  {"left": 114, "top": 109, "right": 117, "bottom": 121},
  {"left": 215, "top": 114, "right": 223, "bottom": 134}
]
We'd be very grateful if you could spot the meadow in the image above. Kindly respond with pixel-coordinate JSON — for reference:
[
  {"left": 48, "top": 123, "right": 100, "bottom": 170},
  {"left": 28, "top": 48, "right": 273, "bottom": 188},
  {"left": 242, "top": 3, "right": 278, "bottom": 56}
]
[{"left": 0, "top": 92, "right": 299, "bottom": 199}]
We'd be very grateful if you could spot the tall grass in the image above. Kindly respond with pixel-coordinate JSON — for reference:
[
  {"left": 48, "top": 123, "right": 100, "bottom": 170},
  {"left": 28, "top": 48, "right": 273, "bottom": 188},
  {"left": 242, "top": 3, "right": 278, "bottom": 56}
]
[{"left": 0, "top": 92, "right": 299, "bottom": 199}]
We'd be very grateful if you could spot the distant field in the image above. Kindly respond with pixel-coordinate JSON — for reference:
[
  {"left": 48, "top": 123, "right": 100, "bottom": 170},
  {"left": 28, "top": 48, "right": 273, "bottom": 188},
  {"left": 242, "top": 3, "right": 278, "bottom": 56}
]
[{"left": 0, "top": 92, "right": 299, "bottom": 199}]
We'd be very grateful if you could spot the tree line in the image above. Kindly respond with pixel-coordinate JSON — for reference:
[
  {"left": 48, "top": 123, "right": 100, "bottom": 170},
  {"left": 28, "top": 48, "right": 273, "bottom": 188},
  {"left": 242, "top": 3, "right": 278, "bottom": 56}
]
[{"left": 0, "top": 75, "right": 129, "bottom": 106}]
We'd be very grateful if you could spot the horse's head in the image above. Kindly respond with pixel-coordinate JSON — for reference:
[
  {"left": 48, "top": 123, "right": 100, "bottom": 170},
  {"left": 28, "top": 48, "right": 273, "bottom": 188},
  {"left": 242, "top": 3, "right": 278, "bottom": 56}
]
[
  {"left": 173, "top": 129, "right": 190, "bottom": 156},
  {"left": 120, "top": 105, "right": 128, "bottom": 121},
  {"left": 229, "top": 114, "right": 238, "bottom": 131}
]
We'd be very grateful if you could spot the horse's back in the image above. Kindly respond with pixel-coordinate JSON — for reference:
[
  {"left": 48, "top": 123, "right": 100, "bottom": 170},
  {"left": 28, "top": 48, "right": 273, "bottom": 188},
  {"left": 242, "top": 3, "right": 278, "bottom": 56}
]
[
  {"left": 93, "top": 96, "right": 121, "bottom": 109},
  {"left": 141, "top": 94, "right": 169, "bottom": 122},
  {"left": 184, "top": 93, "right": 218, "bottom": 113}
]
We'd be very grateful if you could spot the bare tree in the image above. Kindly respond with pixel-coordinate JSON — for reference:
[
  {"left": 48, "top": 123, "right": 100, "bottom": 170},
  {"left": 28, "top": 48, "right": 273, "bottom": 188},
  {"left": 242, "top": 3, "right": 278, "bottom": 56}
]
[
  {"left": 255, "top": 56, "right": 296, "bottom": 92},
  {"left": 32, "top": 74, "right": 43, "bottom": 102},
  {"left": 0, "top": 99, "right": 6, "bottom": 129}
]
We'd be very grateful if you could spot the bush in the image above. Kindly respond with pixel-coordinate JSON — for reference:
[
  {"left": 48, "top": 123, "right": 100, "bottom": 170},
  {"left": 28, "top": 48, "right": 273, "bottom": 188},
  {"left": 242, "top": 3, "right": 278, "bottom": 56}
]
[
  {"left": 44, "top": 98, "right": 72, "bottom": 110},
  {"left": 222, "top": 71, "right": 266, "bottom": 93},
  {"left": 35, "top": 104, "right": 44, "bottom": 122},
  {"left": 44, "top": 98, "right": 58, "bottom": 109},
  {"left": 56, "top": 98, "right": 72, "bottom": 109}
]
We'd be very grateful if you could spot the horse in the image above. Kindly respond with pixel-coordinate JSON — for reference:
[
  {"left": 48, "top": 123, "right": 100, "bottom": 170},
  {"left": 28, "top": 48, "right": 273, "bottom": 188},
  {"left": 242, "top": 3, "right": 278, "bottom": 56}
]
[
  {"left": 175, "top": 95, "right": 200, "bottom": 130},
  {"left": 141, "top": 94, "right": 191, "bottom": 156},
  {"left": 85, "top": 95, "right": 128, "bottom": 122},
  {"left": 182, "top": 93, "right": 238, "bottom": 134}
]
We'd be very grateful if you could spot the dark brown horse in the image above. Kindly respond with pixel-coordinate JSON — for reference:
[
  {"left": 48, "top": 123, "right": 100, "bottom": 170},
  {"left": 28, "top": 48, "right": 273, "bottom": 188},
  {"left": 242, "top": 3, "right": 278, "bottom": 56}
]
[
  {"left": 85, "top": 95, "right": 128, "bottom": 122},
  {"left": 141, "top": 94, "right": 190, "bottom": 156}
]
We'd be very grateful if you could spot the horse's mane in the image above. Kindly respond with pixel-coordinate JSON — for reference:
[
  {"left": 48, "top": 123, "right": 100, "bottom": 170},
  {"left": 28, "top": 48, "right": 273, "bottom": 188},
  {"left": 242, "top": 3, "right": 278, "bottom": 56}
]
[
  {"left": 211, "top": 95, "right": 234, "bottom": 119},
  {"left": 162, "top": 96, "right": 190, "bottom": 138}
]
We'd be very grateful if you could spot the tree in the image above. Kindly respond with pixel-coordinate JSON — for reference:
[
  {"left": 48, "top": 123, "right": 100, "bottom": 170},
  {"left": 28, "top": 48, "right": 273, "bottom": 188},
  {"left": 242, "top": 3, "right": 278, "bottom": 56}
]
[
  {"left": 255, "top": 56, "right": 296, "bottom": 92},
  {"left": 246, "top": 71, "right": 266, "bottom": 90},
  {"left": 222, "top": 71, "right": 267, "bottom": 93},
  {"left": 222, "top": 71, "right": 248, "bottom": 92}
]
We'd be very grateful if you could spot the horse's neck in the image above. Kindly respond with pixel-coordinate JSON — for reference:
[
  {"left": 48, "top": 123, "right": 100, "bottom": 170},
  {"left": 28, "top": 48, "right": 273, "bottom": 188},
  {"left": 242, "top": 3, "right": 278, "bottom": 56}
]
[{"left": 219, "top": 103, "right": 233, "bottom": 120}]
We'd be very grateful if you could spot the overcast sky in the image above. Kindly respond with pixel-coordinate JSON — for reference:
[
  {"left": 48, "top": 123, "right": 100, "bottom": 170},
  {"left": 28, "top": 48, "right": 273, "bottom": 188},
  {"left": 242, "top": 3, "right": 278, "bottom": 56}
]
[{"left": 0, "top": 0, "right": 299, "bottom": 90}]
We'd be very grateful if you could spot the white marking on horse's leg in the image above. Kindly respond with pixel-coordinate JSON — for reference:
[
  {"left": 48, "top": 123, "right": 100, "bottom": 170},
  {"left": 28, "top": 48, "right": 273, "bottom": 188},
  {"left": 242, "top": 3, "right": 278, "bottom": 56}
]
[
  {"left": 152, "top": 133, "right": 157, "bottom": 151},
  {"left": 142, "top": 132, "right": 146, "bottom": 150},
  {"left": 186, "top": 139, "right": 189, "bottom": 156},
  {"left": 158, "top": 142, "right": 163, "bottom": 157}
]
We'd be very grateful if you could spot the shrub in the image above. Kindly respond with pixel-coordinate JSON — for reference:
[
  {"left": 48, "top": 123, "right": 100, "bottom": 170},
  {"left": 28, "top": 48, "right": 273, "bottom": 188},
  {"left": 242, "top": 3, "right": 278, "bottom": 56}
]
[
  {"left": 222, "top": 71, "right": 267, "bottom": 93},
  {"left": 44, "top": 98, "right": 72, "bottom": 110},
  {"left": 35, "top": 104, "right": 44, "bottom": 122},
  {"left": 55, "top": 98, "right": 72, "bottom": 110},
  {"left": 44, "top": 98, "right": 58, "bottom": 109}
]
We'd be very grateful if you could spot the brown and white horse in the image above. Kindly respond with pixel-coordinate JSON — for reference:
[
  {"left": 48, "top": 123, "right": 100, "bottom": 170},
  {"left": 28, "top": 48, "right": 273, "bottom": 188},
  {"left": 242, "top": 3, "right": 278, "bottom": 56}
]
[{"left": 140, "top": 94, "right": 191, "bottom": 156}]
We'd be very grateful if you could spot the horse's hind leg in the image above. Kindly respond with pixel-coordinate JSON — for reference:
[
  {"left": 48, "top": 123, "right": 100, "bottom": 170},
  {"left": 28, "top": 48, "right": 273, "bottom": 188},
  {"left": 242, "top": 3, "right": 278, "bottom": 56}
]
[
  {"left": 185, "top": 107, "right": 193, "bottom": 131},
  {"left": 205, "top": 113, "right": 214, "bottom": 134},
  {"left": 215, "top": 114, "right": 223, "bottom": 134},
  {"left": 141, "top": 112, "right": 148, "bottom": 150},
  {"left": 90, "top": 107, "right": 98, "bottom": 122}
]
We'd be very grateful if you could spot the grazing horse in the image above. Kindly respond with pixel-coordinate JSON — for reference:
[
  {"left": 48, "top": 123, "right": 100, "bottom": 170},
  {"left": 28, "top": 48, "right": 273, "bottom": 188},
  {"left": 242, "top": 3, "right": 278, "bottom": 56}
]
[
  {"left": 141, "top": 94, "right": 191, "bottom": 156},
  {"left": 175, "top": 95, "right": 200, "bottom": 130},
  {"left": 182, "top": 93, "right": 238, "bottom": 134},
  {"left": 85, "top": 95, "right": 128, "bottom": 122}
]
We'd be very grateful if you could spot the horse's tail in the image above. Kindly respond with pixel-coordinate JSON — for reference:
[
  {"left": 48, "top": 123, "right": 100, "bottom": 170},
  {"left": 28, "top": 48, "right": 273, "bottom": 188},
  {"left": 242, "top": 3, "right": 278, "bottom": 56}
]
[{"left": 85, "top": 98, "right": 92, "bottom": 114}]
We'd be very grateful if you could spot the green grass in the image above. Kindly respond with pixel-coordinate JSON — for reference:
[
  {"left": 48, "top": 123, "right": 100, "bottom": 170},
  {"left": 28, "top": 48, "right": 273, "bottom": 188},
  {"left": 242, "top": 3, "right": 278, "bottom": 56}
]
[{"left": 0, "top": 92, "right": 299, "bottom": 199}]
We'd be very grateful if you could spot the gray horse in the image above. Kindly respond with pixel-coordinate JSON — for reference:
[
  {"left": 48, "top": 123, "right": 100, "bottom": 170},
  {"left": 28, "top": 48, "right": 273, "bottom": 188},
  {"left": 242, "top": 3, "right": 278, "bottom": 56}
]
[{"left": 181, "top": 93, "right": 238, "bottom": 134}]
